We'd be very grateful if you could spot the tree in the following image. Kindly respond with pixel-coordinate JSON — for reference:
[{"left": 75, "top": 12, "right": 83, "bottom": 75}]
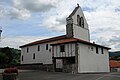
[
  {"left": 0, "top": 47, "right": 21, "bottom": 68},
  {"left": 0, "top": 52, "right": 7, "bottom": 67}
]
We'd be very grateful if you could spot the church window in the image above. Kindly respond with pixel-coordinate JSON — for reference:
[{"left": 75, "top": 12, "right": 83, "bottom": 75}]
[
  {"left": 27, "top": 47, "right": 29, "bottom": 53},
  {"left": 60, "top": 45, "right": 65, "bottom": 52},
  {"left": 81, "top": 17, "right": 84, "bottom": 28},
  {"left": 77, "top": 15, "right": 84, "bottom": 28},
  {"left": 46, "top": 44, "right": 48, "bottom": 50},
  {"left": 38, "top": 45, "right": 40, "bottom": 51},
  {"left": 22, "top": 55, "right": 23, "bottom": 61},
  {"left": 77, "top": 15, "right": 81, "bottom": 26},
  {"left": 101, "top": 48, "right": 104, "bottom": 54},
  {"left": 91, "top": 46, "right": 93, "bottom": 51},
  {"left": 96, "top": 47, "right": 98, "bottom": 54},
  {"left": 33, "top": 53, "right": 35, "bottom": 59}
]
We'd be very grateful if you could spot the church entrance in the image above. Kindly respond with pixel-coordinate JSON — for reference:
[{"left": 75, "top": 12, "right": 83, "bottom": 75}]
[
  {"left": 53, "top": 57, "right": 75, "bottom": 72},
  {"left": 55, "top": 59, "right": 63, "bottom": 72}
]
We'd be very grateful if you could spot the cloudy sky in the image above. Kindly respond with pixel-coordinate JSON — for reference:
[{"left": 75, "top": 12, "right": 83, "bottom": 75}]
[{"left": 0, "top": 0, "right": 120, "bottom": 51}]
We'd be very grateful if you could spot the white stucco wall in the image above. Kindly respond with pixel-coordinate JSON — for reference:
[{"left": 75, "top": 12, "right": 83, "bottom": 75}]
[
  {"left": 73, "top": 25, "right": 89, "bottom": 41},
  {"left": 53, "top": 43, "right": 75, "bottom": 57},
  {"left": 21, "top": 43, "right": 52, "bottom": 64},
  {"left": 78, "top": 43, "right": 110, "bottom": 73}
]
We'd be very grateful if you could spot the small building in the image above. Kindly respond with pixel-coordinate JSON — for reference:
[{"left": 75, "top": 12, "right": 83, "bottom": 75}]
[
  {"left": 20, "top": 4, "right": 110, "bottom": 73},
  {"left": 109, "top": 60, "right": 120, "bottom": 72}
]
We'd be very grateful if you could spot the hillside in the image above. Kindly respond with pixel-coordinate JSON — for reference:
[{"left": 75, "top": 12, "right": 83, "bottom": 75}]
[
  {"left": 109, "top": 51, "right": 120, "bottom": 57},
  {"left": 109, "top": 51, "right": 120, "bottom": 60}
]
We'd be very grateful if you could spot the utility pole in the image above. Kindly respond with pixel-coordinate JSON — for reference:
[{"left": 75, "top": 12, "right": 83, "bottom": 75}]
[{"left": 0, "top": 27, "right": 2, "bottom": 42}]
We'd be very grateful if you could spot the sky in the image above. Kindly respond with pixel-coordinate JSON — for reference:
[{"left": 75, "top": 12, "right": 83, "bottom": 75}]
[{"left": 0, "top": 0, "right": 120, "bottom": 51}]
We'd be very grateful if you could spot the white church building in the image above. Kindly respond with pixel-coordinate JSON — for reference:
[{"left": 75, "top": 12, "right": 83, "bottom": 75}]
[{"left": 20, "top": 4, "right": 110, "bottom": 73}]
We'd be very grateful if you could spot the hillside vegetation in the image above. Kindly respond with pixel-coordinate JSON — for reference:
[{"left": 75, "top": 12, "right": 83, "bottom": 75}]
[
  {"left": 109, "top": 51, "right": 120, "bottom": 60},
  {"left": 0, "top": 47, "right": 21, "bottom": 68}
]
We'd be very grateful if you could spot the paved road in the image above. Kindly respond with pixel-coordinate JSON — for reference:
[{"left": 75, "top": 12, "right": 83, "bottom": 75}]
[
  {"left": 0, "top": 69, "right": 34, "bottom": 73},
  {"left": 0, "top": 71, "right": 120, "bottom": 80}
]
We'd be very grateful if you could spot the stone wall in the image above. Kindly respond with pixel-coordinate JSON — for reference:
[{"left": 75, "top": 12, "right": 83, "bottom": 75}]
[{"left": 18, "top": 64, "right": 54, "bottom": 72}]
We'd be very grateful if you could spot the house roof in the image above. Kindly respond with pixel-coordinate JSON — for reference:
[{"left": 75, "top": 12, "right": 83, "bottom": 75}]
[
  {"left": 50, "top": 38, "right": 110, "bottom": 49},
  {"left": 51, "top": 38, "right": 77, "bottom": 44},
  {"left": 109, "top": 60, "right": 120, "bottom": 68},
  {"left": 20, "top": 35, "right": 66, "bottom": 48}
]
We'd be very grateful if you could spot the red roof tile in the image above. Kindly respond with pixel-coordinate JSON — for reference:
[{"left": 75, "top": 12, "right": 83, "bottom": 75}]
[
  {"left": 109, "top": 60, "right": 120, "bottom": 68},
  {"left": 50, "top": 38, "right": 77, "bottom": 45}
]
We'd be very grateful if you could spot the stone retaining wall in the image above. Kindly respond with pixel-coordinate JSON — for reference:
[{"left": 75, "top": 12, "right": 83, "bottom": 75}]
[{"left": 18, "top": 64, "right": 54, "bottom": 72}]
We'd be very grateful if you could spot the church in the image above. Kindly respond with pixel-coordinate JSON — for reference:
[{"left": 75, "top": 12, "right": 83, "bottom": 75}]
[{"left": 20, "top": 4, "right": 110, "bottom": 73}]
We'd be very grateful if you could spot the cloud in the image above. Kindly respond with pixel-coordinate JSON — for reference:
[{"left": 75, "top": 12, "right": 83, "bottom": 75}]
[
  {"left": 56, "top": 18, "right": 66, "bottom": 25},
  {"left": 42, "top": 0, "right": 77, "bottom": 32},
  {"left": 12, "top": 0, "right": 55, "bottom": 12},
  {"left": 42, "top": 16, "right": 66, "bottom": 32},
  {"left": 0, "top": 5, "right": 7, "bottom": 19},
  {"left": 8, "top": 7, "right": 31, "bottom": 20},
  {"left": 108, "top": 35, "right": 120, "bottom": 50},
  {"left": 82, "top": 0, "right": 120, "bottom": 51},
  {"left": 0, "top": 0, "right": 56, "bottom": 20},
  {"left": 0, "top": 0, "right": 120, "bottom": 51},
  {"left": 0, "top": 1, "right": 31, "bottom": 20},
  {"left": 0, "top": 36, "right": 50, "bottom": 49}
]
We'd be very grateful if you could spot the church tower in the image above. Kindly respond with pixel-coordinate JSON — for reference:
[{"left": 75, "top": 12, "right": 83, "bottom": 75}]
[{"left": 66, "top": 4, "right": 90, "bottom": 41}]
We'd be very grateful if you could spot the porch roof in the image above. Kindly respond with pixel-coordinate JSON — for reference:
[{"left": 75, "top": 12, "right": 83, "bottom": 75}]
[{"left": 50, "top": 38, "right": 110, "bottom": 49}]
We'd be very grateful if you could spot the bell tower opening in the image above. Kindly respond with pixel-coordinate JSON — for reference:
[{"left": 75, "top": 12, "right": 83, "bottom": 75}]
[
  {"left": 77, "top": 15, "right": 81, "bottom": 26},
  {"left": 80, "top": 17, "right": 84, "bottom": 28},
  {"left": 77, "top": 15, "right": 84, "bottom": 28}
]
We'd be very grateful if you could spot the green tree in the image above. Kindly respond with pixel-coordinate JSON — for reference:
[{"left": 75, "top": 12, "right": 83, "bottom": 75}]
[
  {"left": 0, "top": 47, "right": 21, "bottom": 68},
  {"left": 0, "top": 52, "right": 7, "bottom": 67}
]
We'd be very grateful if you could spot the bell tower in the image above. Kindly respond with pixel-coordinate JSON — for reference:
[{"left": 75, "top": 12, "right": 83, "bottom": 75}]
[{"left": 66, "top": 4, "right": 90, "bottom": 41}]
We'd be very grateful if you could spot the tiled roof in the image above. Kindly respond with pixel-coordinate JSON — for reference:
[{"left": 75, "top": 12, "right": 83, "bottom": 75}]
[
  {"left": 51, "top": 38, "right": 77, "bottom": 45},
  {"left": 109, "top": 60, "right": 120, "bottom": 68},
  {"left": 51, "top": 38, "right": 110, "bottom": 49},
  {"left": 20, "top": 35, "right": 66, "bottom": 48}
]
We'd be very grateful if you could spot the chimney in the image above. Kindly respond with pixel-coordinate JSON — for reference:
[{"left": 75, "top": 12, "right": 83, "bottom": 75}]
[{"left": 93, "top": 41, "right": 95, "bottom": 44}]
